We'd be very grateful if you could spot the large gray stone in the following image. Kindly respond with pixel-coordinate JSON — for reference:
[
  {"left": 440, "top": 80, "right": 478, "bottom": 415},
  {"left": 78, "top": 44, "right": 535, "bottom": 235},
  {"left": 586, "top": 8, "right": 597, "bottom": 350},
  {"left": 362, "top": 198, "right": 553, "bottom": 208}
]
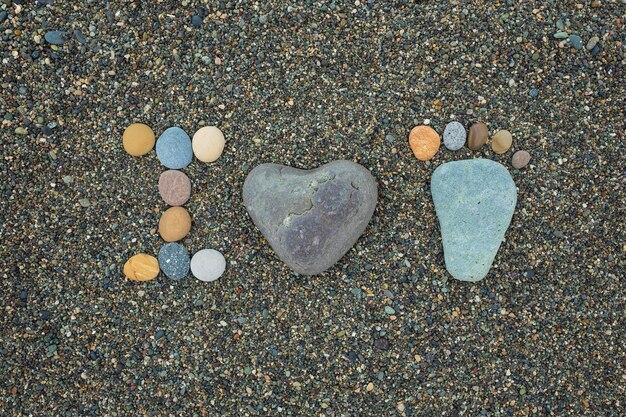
[
  {"left": 431, "top": 159, "right": 517, "bottom": 282},
  {"left": 243, "top": 160, "right": 378, "bottom": 275}
]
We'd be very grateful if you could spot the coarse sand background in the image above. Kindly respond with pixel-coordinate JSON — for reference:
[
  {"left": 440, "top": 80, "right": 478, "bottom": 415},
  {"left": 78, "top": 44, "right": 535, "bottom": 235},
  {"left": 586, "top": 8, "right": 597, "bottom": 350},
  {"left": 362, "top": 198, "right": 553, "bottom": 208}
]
[{"left": 1, "top": 1, "right": 624, "bottom": 415}]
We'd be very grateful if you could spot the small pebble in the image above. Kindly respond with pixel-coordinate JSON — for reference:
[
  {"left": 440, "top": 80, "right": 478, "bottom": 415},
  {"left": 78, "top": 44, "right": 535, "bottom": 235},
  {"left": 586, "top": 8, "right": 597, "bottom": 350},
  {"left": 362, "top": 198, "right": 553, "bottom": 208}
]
[
  {"left": 467, "top": 122, "right": 489, "bottom": 150},
  {"left": 529, "top": 88, "right": 539, "bottom": 98},
  {"left": 73, "top": 29, "right": 86, "bottom": 44},
  {"left": 123, "top": 123, "right": 155, "bottom": 156},
  {"left": 586, "top": 36, "right": 599, "bottom": 51},
  {"left": 0, "top": 11, "right": 7, "bottom": 23},
  {"left": 79, "top": 198, "right": 90, "bottom": 207},
  {"left": 491, "top": 130, "right": 513, "bottom": 154},
  {"left": 512, "top": 150, "right": 531, "bottom": 169},
  {"left": 569, "top": 34, "right": 583, "bottom": 50},
  {"left": 192, "top": 15, "right": 202, "bottom": 27},
  {"left": 158, "top": 170, "right": 191, "bottom": 206},
  {"left": 408, "top": 125, "right": 440, "bottom": 161},
  {"left": 123, "top": 254, "right": 159, "bottom": 281},
  {"left": 191, "top": 249, "right": 226, "bottom": 282},
  {"left": 159, "top": 207, "right": 192, "bottom": 242},
  {"left": 553, "top": 31, "right": 569, "bottom": 40},
  {"left": 158, "top": 243, "right": 190, "bottom": 280},
  {"left": 15, "top": 127, "right": 27, "bottom": 135},
  {"left": 156, "top": 127, "right": 193, "bottom": 169},
  {"left": 442, "top": 121, "right": 466, "bottom": 151},
  {"left": 192, "top": 126, "right": 225, "bottom": 162},
  {"left": 44, "top": 31, "right": 68, "bottom": 45}
]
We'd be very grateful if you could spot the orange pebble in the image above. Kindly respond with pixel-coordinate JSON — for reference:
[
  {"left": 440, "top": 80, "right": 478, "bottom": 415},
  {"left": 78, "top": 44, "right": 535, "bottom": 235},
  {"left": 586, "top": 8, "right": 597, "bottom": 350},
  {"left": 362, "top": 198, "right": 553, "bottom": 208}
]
[
  {"left": 124, "top": 254, "right": 159, "bottom": 281},
  {"left": 409, "top": 125, "right": 440, "bottom": 161}
]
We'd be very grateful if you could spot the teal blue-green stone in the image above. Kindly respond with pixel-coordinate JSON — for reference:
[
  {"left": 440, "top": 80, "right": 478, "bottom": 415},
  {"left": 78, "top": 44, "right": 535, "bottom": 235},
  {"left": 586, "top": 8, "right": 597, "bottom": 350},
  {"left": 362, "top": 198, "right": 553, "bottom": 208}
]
[{"left": 431, "top": 159, "right": 517, "bottom": 282}]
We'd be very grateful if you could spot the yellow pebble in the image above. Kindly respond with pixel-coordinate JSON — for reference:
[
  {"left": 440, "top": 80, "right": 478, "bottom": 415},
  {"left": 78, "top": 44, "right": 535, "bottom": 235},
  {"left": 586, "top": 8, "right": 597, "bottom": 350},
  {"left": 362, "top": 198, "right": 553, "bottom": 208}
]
[{"left": 124, "top": 254, "right": 159, "bottom": 281}]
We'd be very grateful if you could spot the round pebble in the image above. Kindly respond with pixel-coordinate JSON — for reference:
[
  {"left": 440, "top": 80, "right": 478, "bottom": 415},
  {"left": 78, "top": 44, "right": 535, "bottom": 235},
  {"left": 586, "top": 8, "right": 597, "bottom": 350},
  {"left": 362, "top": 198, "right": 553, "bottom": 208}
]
[
  {"left": 512, "top": 150, "right": 531, "bottom": 169},
  {"left": 491, "top": 130, "right": 513, "bottom": 154},
  {"left": 123, "top": 123, "right": 155, "bottom": 156},
  {"left": 443, "top": 121, "right": 466, "bottom": 151},
  {"left": 158, "top": 170, "right": 191, "bottom": 206},
  {"left": 467, "top": 122, "right": 489, "bottom": 150},
  {"left": 156, "top": 127, "right": 193, "bottom": 169},
  {"left": 124, "top": 254, "right": 159, "bottom": 281},
  {"left": 191, "top": 249, "right": 226, "bottom": 282},
  {"left": 192, "top": 126, "right": 225, "bottom": 162},
  {"left": 158, "top": 207, "right": 192, "bottom": 242},
  {"left": 158, "top": 243, "right": 190, "bottom": 280},
  {"left": 408, "top": 125, "right": 440, "bottom": 161}
]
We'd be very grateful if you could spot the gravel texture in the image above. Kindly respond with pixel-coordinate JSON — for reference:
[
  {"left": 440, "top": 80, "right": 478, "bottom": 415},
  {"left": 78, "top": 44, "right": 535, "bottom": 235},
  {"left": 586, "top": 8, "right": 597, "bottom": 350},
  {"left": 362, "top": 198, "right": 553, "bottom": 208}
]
[{"left": 1, "top": 1, "right": 624, "bottom": 416}]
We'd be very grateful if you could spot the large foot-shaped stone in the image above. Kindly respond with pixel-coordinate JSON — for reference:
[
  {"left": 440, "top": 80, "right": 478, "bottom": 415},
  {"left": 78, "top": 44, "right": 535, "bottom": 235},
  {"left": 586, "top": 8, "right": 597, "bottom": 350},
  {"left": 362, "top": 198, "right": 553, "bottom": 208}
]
[
  {"left": 431, "top": 159, "right": 517, "bottom": 282},
  {"left": 243, "top": 160, "right": 378, "bottom": 275}
]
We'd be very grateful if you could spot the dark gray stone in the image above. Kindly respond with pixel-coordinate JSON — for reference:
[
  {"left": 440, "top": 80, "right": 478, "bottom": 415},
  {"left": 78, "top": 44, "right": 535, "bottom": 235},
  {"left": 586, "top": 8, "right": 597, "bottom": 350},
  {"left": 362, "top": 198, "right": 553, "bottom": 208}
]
[
  {"left": 44, "top": 30, "right": 68, "bottom": 45},
  {"left": 243, "top": 160, "right": 377, "bottom": 275},
  {"left": 158, "top": 243, "right": 190, "bottom": 280},
  {"left": 431, "top": 159, "right": 517, "bottom": 282}
]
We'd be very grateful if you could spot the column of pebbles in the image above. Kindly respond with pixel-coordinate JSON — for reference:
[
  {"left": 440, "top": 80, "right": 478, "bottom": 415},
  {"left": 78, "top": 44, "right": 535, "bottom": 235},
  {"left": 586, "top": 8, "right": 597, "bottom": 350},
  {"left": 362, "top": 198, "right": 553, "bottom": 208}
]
[{"left": 122, "top": 123, "right": 227, "bottom": 283}]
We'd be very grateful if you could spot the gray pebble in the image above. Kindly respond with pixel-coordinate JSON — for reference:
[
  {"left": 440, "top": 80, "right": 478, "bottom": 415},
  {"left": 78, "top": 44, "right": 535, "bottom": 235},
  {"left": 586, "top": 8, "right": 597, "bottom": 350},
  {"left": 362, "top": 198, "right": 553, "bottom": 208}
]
[
  {"left": 192, "top": 15, "right": 202, "bottom": 27},
  {"left": 158, "top": 243, "right": 190, "bottom": 280},
  {"left": 586, "top": 36, "right": 599, "bottom": 51},
  {"left": 44, "top": 31, "right": 69, "bottom": 46},
  {"left": 443, "top": 121, "right": 466, "bottom": 151},
  {"left": 74, "top": 29, "right": 86, "bottom": 44},
  {"left": 0, "top": 11, "right": 7, "bottom": 23},
  {"left": 553, "top": 31, "right": 569, "bottom": 40}
]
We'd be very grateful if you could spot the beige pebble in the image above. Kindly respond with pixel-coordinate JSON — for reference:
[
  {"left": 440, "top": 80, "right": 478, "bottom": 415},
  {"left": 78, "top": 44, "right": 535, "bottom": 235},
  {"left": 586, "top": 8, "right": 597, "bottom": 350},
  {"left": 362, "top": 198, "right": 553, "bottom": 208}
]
[
  {"left": 159, "top": 207, "right": 192, "bottom": 242},
  {"left": 192, "top": 126, "right": 225, "bottom": 162},
  {"left": 124, "top": 254, "right": 159, "bottom": 281},
  {"left": 123, "top": 123, "right": 155, "bottom": 156},
  {"left": 408, "top": 125, "right": 440, "bottom": 161},
  {"left": 491, "top": 130, "right": 513, "bottom": 154}
]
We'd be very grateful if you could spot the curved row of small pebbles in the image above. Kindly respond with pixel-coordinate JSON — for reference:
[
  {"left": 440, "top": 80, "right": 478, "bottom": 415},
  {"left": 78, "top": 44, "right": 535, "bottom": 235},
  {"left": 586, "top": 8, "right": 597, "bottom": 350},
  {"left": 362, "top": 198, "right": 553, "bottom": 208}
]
[{"left": 408, "top": 121, "right": 531, "bottom": 168}]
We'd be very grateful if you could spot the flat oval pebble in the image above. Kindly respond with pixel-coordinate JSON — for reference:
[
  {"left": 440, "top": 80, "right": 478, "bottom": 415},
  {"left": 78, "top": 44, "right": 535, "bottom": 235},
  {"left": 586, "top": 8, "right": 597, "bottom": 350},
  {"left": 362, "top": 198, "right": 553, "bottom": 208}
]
[
  {"left": 408, "top": 125, "right": 440, "bottom": 161},
  {"left": 512, "top": 150, "right": 531, "bottom": 169},
  {"left": 468, "top": 122, "right": 489, "bottom": 150},
  {"left": 443, "top": 121, "right": 466, "bottom": 151},
  {"left": 45, "top": 30, "right": 68, "bottom": 45},
  {"left": 192, "top": 126, "right": 225, "bottom": 163},
  {"left": 158, "top": 207, "right": 192, "bottom": 242},
  {"left": 124, "top": 254, "right": 159, "bottom": 281},
  {"left": 158, "top": 243, "right": 190, "bottom": 280},
  {"left": 491, "top": 130, "right": 513, "bottom": 154},
  {"left": 191, "top": 249, "right": 226, "bottom": 282},
  {"left": 156, "top": 127, "right": 193, "bottom": 169},
  {"left": 158, "top": 170, "right": 191, "bottom": 206},
  {"left": 123, "top": 123, "right": 155, "bottom": 156}
]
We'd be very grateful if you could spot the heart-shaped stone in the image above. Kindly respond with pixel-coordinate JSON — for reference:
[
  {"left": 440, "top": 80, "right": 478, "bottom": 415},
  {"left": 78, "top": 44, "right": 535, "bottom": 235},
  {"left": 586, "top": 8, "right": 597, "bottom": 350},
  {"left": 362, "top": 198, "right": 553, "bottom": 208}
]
[
  {"left": 243, "top": 160, "right": 378, "bottom": 275},
  {"left": 431, "top": 159, "right": 517, "bottom": 282}
]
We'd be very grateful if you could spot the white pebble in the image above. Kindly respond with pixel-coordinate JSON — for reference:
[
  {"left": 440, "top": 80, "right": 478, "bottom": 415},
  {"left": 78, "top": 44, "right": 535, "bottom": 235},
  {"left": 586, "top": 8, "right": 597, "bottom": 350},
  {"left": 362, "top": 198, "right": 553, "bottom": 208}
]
[{"left": 191, "top": 249, "right": 226, "bottom": 282}]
